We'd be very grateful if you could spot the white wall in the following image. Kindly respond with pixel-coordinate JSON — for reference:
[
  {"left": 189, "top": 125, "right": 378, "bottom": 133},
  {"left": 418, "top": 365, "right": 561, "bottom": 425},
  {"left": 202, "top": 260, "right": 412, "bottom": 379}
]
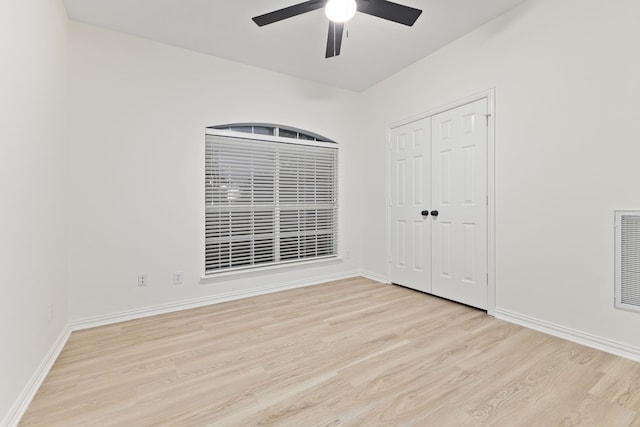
[
  {"left": 0, "top": 0, "right": 70, "bottom": 423},
  {"left": 67, "top": 23, "right": 363, "bottom": 322},
  {"left": 361, "top": 0, "right": 640, "bottom": 348}
]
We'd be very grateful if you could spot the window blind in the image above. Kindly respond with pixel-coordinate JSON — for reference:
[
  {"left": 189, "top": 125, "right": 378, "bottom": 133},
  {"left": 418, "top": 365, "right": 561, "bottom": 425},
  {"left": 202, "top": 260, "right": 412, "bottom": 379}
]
[{"left": 205, "top": 133, "right": 338, "bottom": 274}]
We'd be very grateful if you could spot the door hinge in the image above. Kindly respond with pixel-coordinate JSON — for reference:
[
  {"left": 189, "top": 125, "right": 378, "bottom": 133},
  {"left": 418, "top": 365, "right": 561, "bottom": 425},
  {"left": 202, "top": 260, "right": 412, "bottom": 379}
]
[{"left": 485, "top": 113, "right": 492, "bottom": 126}]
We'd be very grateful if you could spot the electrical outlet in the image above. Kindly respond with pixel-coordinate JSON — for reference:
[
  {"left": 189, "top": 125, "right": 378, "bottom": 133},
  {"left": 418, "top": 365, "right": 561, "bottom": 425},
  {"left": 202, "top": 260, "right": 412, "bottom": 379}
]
[
  {"left": 173, "top": 271, "right": 183, "bottom": 285},
  {"left": 138, "top": 274, "right": 147, "bottom": 287}
]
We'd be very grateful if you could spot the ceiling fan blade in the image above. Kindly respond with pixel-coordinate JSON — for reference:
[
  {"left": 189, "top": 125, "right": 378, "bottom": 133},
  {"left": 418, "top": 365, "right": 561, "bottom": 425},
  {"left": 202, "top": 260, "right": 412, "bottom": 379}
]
[
  {"left": 325, "top": 21, "right": 345, "bottom": 58},
  {"left": 356, "top": 0, "right": 422, "bottom": 26},
  {"left": 252, "top": 0, "right": 326, "bottom": 27}
]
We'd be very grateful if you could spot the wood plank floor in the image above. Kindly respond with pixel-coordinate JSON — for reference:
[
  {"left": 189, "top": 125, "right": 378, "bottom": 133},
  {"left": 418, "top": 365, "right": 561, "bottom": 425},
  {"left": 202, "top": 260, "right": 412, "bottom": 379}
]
[{"left": 19, "top": 277, "right": 640, "bottom": 426}]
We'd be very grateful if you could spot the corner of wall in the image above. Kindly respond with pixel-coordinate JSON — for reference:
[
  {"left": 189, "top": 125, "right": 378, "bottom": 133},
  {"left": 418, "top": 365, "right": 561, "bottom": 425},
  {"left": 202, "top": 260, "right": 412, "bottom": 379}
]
[{"left": 1, "top": 326, "right": 71, "bottom": 427}]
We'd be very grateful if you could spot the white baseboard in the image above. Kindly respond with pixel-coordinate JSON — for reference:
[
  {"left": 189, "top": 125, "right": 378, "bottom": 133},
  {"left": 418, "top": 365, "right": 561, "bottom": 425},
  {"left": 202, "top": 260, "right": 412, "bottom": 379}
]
[
  {"left": 360, "top": 270, "right": 389, "bottom": 284},
  {"left": 71, "top": 270, "right": 362, "bottom": 330},
  {"left": 495, "top": 308, "right": 640, "bottom": 363},
  {"left": 2, "top": 326, "right": 71, "bottom": 427}
]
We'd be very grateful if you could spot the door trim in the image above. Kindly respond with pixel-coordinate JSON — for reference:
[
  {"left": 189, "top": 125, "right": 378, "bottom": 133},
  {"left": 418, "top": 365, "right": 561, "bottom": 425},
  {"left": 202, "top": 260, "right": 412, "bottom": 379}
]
[{"left": 385, "top": 88, "right": 496, "bottom": 315}]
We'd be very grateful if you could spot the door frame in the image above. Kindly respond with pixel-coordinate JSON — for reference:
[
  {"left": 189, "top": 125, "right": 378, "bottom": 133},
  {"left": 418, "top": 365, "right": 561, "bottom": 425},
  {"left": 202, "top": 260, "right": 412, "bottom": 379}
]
[{"left": 385, "top": 88, "right": 496, "bottom": 315}]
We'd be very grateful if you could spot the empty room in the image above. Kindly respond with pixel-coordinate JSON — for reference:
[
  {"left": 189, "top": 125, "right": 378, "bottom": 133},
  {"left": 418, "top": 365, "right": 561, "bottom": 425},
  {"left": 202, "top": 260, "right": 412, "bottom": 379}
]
[{"left": 3, "top": 0, "right": 640, "bottom": 425}]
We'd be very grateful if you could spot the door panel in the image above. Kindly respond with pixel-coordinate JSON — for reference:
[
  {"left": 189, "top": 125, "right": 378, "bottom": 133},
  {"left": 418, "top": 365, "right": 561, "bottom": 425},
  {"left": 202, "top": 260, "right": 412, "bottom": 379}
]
[
  {"left": 431, "top": 99, "right": 488, "bottom": 309},
  {"left": 389, "top": 117, "right": 431, "bottom": 292}
]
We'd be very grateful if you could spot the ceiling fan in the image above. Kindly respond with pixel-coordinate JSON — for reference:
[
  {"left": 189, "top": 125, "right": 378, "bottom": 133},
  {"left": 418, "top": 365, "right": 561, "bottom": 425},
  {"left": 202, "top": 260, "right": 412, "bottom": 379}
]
[{"left": 252, "top": 0, "right": 422, "bottom": 58}]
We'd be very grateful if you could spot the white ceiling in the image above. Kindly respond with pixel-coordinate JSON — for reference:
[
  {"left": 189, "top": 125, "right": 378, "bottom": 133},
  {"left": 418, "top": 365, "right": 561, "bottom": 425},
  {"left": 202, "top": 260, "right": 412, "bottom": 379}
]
[{"left": 63, "top": 0, "right": 528, "bottom": 92}]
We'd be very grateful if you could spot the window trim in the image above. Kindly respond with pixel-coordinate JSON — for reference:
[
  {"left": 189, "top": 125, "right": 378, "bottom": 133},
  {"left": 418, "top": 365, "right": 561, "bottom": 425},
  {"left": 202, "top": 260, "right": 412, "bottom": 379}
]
[
  {"left": 204, "top": 127, "right": 339, "bottom": 277},
  {"left": 200, "top": 256, "right": 342, "bottom": 283}
]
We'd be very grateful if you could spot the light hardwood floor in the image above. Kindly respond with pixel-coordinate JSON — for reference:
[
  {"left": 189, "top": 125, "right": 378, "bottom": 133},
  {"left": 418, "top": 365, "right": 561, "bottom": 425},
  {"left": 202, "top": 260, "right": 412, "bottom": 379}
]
[{"left": 19, "top": 277, "right": 640, "bottom": 426}]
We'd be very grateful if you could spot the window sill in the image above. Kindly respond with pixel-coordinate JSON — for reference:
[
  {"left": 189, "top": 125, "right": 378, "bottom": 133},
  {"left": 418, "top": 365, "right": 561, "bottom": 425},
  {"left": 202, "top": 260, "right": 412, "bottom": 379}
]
[{"left": 200, "top": 256, "right": 343, "bottom": 284}]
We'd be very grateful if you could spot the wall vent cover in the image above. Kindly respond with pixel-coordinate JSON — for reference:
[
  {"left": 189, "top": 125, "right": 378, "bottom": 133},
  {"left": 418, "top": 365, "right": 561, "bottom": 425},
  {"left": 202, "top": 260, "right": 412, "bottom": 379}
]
[{"left": 615, "top": 211, "right": 640, "bottom": 312}]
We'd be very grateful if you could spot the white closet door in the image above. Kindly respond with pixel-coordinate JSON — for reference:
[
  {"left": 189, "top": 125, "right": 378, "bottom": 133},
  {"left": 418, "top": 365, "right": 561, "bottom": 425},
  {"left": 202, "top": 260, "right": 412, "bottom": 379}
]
[
  {"left": 431, "top": 99, "right": 488, "bottom": 309},
  {"left": 389, "top": 117, "right": 432, "bottom": 293}
]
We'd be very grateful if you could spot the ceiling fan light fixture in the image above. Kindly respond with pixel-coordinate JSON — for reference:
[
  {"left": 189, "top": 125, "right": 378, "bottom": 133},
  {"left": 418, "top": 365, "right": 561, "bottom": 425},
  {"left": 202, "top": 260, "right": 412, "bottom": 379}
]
[{"left": 325, "top": 0, "right": 357, "bottom": 23}]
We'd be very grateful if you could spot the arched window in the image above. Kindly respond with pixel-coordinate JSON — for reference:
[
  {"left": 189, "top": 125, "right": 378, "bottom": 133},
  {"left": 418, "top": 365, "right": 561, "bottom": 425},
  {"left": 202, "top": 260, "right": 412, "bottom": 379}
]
[{"left": 205, "top": 124, "right": 338, "bottom": 274}]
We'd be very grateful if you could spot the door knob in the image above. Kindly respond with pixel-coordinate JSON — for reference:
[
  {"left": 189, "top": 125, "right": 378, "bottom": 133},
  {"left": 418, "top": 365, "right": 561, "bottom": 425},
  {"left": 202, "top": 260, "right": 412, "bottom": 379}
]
[
  {"left": 431, "top": 210, "right": 439, "bottom": 217},
  {"left": 421, "top": 210, "right": 430, "bottom": 216}
]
